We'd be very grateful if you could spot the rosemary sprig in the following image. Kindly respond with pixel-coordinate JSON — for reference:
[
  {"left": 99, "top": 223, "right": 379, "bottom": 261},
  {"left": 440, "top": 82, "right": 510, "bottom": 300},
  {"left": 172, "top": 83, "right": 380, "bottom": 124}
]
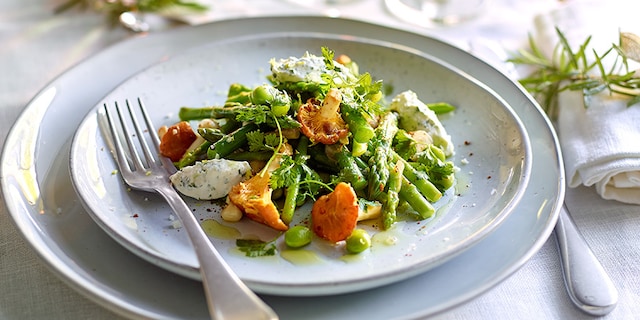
[
  {"left": 509, "top": 27, "right": 640, "bottom": 118},
  {"left": 55, "top": 0, "right": 208, "bottom": 27}
]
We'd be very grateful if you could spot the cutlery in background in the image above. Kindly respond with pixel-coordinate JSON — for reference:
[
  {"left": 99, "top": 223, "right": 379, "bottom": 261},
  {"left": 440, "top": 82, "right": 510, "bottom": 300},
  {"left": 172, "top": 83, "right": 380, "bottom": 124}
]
[
  {"left": 556, "top": 204, "right": 618, "bottom": 316},
  {"left": 469, "top": 39, "right": 618, "bottom": 316}
]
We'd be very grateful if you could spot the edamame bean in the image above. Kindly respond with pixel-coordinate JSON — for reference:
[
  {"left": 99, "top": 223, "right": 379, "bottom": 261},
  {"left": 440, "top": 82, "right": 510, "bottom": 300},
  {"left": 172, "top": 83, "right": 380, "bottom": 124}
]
[
  {"left": 346, "top": 229, "right": 371, "bottom": 254},
  {"left": 249, "top": 85, "right": 274, "bottom": 105},
  {"left": 270, "top": 103, "right": 290, "bottom": 117},
  {"left": 284, "top": 225, "right": 313, "bottom": 248}
]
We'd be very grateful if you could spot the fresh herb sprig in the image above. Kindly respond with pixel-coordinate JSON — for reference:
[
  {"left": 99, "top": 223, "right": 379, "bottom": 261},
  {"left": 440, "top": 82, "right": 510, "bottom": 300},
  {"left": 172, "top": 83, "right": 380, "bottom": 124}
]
[
  {"left": 320, "top": 47, "right": 385, "bottom": 116},
  {"left": 236, "top": 239, "right": 277, "bottom": 257},
  {"left": 55, "top": 0, "right": 207, "bottom": 26},
  {"left": 509, "top": 27, "right": 640, "bottom": 118}
]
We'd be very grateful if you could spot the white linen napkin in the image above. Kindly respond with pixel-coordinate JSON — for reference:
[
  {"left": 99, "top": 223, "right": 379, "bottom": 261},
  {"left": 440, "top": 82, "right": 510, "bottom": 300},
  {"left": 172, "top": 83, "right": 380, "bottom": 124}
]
[{"left": 533, "top": 0, "right": 640, "bottom": 204}]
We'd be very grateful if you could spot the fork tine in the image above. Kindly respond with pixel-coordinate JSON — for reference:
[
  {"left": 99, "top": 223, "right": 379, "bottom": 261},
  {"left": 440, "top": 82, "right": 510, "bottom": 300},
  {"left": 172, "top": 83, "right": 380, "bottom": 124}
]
[
  {"left": 125, "top": 99, "right": 157, "bottom": 169},
  {"left": 137, "top": 98, "right": 177, "bottom": 174},
  {"left": 103, "top": 102, "right": 134, "bottom": 174},
  {"left": 113, "top": 101, "right": 147, "bottom": 172},
  {"left": 137, "top": 98, "right": 161, "bottom": 152}
]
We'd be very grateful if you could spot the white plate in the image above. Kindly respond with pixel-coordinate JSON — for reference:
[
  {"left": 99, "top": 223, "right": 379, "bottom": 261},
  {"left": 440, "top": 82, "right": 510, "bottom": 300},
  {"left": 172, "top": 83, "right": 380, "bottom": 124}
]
[
  {"left": 1, "top": 17, "right": 563, "bottom": 319},
  {"left": 69, "top": 34, "right": 531, "bottom": 296}
]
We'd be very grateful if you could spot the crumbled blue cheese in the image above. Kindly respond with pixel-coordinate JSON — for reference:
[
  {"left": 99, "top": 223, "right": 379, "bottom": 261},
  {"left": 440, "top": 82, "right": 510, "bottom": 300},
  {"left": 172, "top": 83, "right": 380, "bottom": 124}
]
[
  {"left": 390, "top": 90, "right": 454, "bottom": 156},
  {"left": 170, "top": 159, "right": 251, "bottom": 200},
  {"left": 270, "top": 52, "right": 353, "bottom": 84}
]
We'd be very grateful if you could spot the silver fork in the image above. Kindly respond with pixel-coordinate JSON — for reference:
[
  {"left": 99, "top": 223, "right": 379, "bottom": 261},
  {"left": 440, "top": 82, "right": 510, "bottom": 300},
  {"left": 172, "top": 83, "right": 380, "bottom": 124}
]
[{"left": 103, "top": 98, "right": 278, "bottom": 320}]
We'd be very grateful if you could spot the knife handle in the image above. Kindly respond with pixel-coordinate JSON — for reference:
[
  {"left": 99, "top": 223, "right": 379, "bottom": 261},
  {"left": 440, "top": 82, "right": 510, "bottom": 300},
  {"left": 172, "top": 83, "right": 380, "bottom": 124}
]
[{"left": 554, "top": 204, "right": 618, "bottom": 316}]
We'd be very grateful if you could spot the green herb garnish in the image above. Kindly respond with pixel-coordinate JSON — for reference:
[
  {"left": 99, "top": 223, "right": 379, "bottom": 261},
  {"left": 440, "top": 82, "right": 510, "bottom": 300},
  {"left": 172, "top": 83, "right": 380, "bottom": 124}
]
[
  {"left": 55, "top": 0, "right": 207, "bottom": 27},
  {"left": 509, "top": 27, "right": 640, "bottom": 118},
  {"left": 246, "top": 131, "right": 281, "bottom": 153},
  {"left": 236, "top": 239, "right": 277, "bottom": 257}
]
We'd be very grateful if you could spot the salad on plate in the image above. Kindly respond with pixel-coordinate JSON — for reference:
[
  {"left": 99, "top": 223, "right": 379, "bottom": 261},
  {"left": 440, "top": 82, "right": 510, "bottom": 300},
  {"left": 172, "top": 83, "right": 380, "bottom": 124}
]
[{"left": 157, "top": 47, "right": 458, "bottom": 256}]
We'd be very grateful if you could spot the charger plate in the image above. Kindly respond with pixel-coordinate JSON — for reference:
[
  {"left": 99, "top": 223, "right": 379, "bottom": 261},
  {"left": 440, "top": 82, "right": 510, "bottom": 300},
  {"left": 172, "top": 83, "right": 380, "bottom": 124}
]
[{"left": 1, "top": 16, "right": 563, "bottom": 319}]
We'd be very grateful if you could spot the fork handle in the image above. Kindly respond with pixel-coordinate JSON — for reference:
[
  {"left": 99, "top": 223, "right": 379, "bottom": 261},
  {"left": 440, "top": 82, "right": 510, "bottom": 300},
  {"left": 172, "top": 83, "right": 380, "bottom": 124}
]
[{"left": 156, "top": 185, "right": 278, "bottom": 320}]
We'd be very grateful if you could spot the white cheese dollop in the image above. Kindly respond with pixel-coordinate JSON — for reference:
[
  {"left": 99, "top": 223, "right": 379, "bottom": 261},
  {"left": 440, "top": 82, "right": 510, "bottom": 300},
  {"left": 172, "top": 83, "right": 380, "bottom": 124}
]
[
  {"left": 390, "top": 90, "right": 454, "bottom": 156},
  {"left": 170, "top": 159, "right": 251, "bottom": 200},
  {"left": 270, "top": 52, "right": 353, "bottom": 84}
]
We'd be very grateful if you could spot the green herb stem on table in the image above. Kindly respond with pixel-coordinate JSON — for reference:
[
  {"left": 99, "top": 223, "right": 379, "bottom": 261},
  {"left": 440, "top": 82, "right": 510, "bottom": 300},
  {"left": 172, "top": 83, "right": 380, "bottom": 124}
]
[
  {"left": 509, "top": 27, "right": 640, "bottom": 119},
  {"left": 54, "top": 0, "right": 207, "bottom": 26}
]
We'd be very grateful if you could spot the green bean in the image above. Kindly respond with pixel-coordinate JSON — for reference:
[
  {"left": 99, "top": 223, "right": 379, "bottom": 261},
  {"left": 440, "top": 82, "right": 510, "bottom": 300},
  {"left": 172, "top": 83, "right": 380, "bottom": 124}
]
[{"left": 282, "top": 137, "right": 309, "bottom": 224}]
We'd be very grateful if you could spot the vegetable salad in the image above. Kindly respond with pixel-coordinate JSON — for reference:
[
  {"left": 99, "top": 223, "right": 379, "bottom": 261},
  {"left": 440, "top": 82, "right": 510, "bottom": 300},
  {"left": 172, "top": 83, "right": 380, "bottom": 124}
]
[{"left": 158, "top": 47, "right": 457, "bottom": 254}]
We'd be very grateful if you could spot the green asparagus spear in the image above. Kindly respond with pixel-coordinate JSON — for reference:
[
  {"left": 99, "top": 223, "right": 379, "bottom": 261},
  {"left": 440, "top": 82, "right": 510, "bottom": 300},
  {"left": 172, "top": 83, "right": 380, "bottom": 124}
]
[
  {"left": 382, "top": 161, "right": 404, "bottom": 229},
  {"left": 219, "top": 118, "right": 241, "bottom": 134},
  {"left": 179, "top": 105, "right": 238, "bottom": 121},
  {"left": 367, "top": 112, "right": 398, "bottom": 200},
  {"left": 391, "top": 150, "right": 442, "bottom": 202},
  {"left": 227, "top": 83, "right": 252, "bottom": 97},
  {"left": 270, "top": 81, "right": 324, "bottom": 97},
  {"left": 306, "top": 144, "right": 336, "bottom": 171},
  {"left": 412, "top": 145, "right": 456, "bottom": 192},
  {"left": 398, "top": 176, "right": 435, "bottom": 219},
  {"left": 225, "top": 83, "right": 252, "bottom": 104},
  {"left": 206, "top": 123, "right": 259, "bottom": 160},
  {"left": 335, "top": 148, "right": 368, "bottom": 191},
  {"left": 180, "top": 104, "right": 299, "bottom": 129},
  {"left": 197, "top": 127, "right": 224, "bottom": 142},
  {"left": 175, "top": 140, "right": 212, "bottom": 169},
  {"left": 367, "top": 145, "right": 389, "bottom": 200}
]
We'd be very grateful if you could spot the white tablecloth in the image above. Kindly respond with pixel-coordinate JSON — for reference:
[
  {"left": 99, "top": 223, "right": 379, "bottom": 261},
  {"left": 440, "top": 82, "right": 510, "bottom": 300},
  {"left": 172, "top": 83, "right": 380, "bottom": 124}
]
[{"left": 2, "top": 0, "right": 639, "bottom": 319}]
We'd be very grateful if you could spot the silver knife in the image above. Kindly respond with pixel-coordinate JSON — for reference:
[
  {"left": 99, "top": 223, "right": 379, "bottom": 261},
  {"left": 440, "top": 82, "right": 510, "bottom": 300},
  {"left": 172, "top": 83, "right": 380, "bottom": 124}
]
[
  {"left": 469, "top": 38, "right": 618, "bottom": 316},
  {"left": 556, "top": 204, "right": 618, "bottom": 316}
]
